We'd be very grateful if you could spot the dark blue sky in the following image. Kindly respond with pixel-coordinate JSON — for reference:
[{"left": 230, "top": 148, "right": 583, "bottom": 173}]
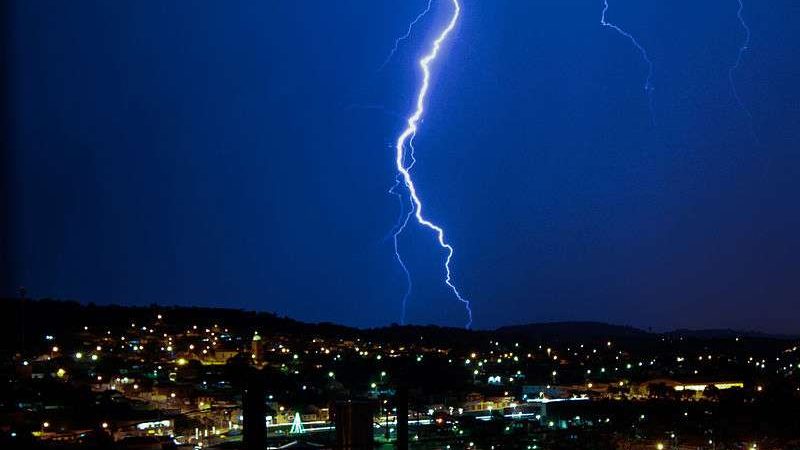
[{"left": 4, "top": 0, "right": 799, "bottom": 332}]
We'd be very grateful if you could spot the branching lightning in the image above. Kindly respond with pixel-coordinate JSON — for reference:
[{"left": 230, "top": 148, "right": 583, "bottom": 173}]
[
  {"left": 390, "top": 0, "right": 473, "bottom": 328},
  {"left": 600, "top": 0, "right": 656, "bottom": 126},
  {"left": 729, "top": 0, "right": 760, "bottom": 144},
  {"left": 378, "top": 0, "right": 435, "bottom": 324},
  {"left": 379, "top": 0, "right": 434, "bottom": 72},
  {"left": 388, "top": 135, "right": 416, "bottom": 326},
  {"left": 389, "top": 190, "right": 414, "bottom": 325}
]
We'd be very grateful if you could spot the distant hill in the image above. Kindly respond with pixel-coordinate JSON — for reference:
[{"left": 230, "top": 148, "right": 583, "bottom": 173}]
[
  {"left": 668, "top": 328, "right": 800, "bottom": 340},
  {"left": 495, "top": 321, "right": 653, "bottom": 342},
  {"left": 0, "top": 297, "right": 362, "bottom": 350},
  {"left": 1, "top": 298, "right": 795, "bottom": 350},
  {"left": 495, "top": 321, "right": 799, "bottom": 343}
]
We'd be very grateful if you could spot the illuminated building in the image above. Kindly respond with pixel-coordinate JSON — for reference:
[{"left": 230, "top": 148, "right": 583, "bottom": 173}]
[
  {"left": 674, "top": 382, "right": 745, "bottom": 392},
  {"left": 251, "top": 333, "right": 263, "bottom": 364}
]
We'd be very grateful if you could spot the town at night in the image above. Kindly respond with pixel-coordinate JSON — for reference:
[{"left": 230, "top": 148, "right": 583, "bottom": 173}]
[
  {"left": 2, "top": 299, "right": 799, "bottom": 449},
  {"left": 3, "top": 0, "right": 799, "bottom": 448}
]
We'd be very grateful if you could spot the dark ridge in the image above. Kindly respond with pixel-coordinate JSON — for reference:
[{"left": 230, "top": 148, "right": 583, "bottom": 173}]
[
  {"left": 495, "top": 321, "right": 653, "bottom": 342},
  {"left": 668, "top": 328, "right": 800, "bottom": 340},
  {"left": 2, "top": 298, "right": 796, "bottom": 355},
  {"left": 0, "top": 297, "right": 360, "bottom": 354}
]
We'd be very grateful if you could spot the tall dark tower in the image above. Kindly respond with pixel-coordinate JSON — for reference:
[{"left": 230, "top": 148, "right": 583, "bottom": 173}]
[
  {"left": 334, "top": 400, "right": 375, "bottom": 450},
  {"left": 396, "top": 386, "right": 409, "bottom": 450},
  {"left": 242, "top": 368, "right": 266, "bottom": 450}
]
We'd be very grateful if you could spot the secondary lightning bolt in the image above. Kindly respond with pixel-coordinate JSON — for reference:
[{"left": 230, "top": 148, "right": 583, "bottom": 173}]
[
  {"left": 729, "top": 0, "right": 760, "bottom": 144},
  {"left": 391, "top": 0, "right": 473, "bottom": 328},
  {"left": 379, "top": 0, "right": 434, "bottom": 72},
  {"left": 388, "top": 134, "right": 416, "bottom": 326},
  {"left": 600, "top": 0, "right": 656, "bottom": 126},
  {"left": 389, "top": 186, "right": 414, "bottom": 325}
]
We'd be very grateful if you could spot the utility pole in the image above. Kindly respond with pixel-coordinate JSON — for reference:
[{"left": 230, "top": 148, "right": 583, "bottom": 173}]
[
  {"left": 384, "top": 403, "right": 389, "bottom": 440},
  {"left": 396, "top": 386, "right": 408, "bottom": 450},
  {"left": 18, "top": 286, "right": 27, "bottom": 353}
]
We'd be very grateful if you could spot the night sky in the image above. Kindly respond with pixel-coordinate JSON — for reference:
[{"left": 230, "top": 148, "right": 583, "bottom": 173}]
[{"left": 3, "top": 1, "right": 799, "bottom": 332}]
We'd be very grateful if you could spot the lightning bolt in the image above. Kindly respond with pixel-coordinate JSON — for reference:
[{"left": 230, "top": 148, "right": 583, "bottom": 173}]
[
  {"left": 729, "top": 0, "right": 760, "bottom": 144},
  {"left": 391, "top": 0, "right": 473, "bottom": 328},
  {"left": 379, "top": 0, "right": 434, "bottom": 72},
  {"left": 600, "top": 0, "right": 656, "bottom": 126}
]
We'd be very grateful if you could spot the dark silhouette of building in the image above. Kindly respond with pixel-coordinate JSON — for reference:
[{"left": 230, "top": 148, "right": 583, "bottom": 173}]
[
  {"left": 243, "top": 368, "right": 266, "bottom": 450},
  {"left": 334, "top": 400, "right": 374, "bottom": 450}
]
